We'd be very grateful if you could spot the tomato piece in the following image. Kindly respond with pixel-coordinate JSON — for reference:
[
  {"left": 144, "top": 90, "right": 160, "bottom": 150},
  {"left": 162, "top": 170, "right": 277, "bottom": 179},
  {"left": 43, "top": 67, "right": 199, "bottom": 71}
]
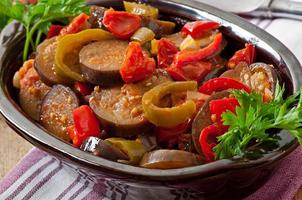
[
  {"left": 60, "top": 13, "right": 90, "bottom": 36},
  {"left": 120, "top": 42, "right": 156, "bottom": 83},
  {"left": 70, "top": 105, "right": 101, "bottom": 147},
  {"left": 181, "top": 21, "right": 220, "bottom": 39},
  {"left": 227, "top": 43, "right": 255, "bottom": 69},
  {"left": 210, "top": 98, "right": 239, "bottom": 124},
  {"left": 155, "top": 120, "right": 191, "bottom": 148},
  {"left": 173, "top": 33, "right": 222, "bottom": 68},
  {"left": 199, "top": 124, "right": 226, "bottom": 162},
  {"left": 47, "top": 25, "right": 63, "bottom": 39},
  {"left": 167, "top": 61, "right": 212, "bottom": 82},
  {"left": 199, "top": 77, "right": 251, "bottom": 95},
  {"left": 103, "top": 10, "right": 141, "bottom": 39},
  {"left": 157, "top": 38, "right": 178, "bottom": 68},
  {"left": 74, "top": 81, "right": 93, "bottom": 96}
]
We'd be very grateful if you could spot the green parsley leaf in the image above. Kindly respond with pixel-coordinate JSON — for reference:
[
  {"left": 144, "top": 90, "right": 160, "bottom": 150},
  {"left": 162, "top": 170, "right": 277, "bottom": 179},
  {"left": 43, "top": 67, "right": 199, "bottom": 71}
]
[
  {"left": 213, "top": 82, "right": 302, "bottom": 160},
  {"left": 0, "top": 0, "right": 89, "bottom": 61}
]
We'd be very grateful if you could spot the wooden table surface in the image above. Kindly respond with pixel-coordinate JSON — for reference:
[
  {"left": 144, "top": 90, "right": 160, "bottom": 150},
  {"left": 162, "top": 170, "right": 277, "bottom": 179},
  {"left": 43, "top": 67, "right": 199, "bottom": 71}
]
[{"left": 0, "top": 116, "right": 301, "bottom": 199}]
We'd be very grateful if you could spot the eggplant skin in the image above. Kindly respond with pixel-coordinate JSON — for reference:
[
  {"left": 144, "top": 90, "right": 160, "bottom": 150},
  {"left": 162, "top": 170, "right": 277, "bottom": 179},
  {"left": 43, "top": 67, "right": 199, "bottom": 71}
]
[
  {"left": 89, "top": 70, "right": 171, "bottom": 138},
  {"left": 191, "top": 90, "right": 231, "bottom": 155},
  {"left": 35, "top": 37, "right": 72, "bottom": 86},
  {"left": 79, "top": 40, "right": 129, "bottom": 86},
  {"left": 19, "top": 67, "right": 51, "bottom": 121},
  {"left": 40, "top": 84, "right": 79, "bottom": 142}
]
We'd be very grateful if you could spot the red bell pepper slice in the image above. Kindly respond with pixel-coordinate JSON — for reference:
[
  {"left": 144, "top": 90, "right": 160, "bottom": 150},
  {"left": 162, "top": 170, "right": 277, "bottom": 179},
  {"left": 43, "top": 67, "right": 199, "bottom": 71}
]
[
  {"left": 209, "top": 98, "right": 239, "bottom": 124},
  {"left": 68, "top": 105, "right": 101, "bottom": 147},
  {"left": 60, "top": 13, "right": 90, "bottom": 36},
  {"left": 120, "top": 42, "right": 156, "bottom": 83},
  {"left": 227, "top": 43, "right": 255, "bottom": 68},
  {"left": 74, "top": 81, "right": 93, "bottom": 96},
  {"left": 103, "top": 10, "right": 141, "bottom": 39},
  {"left": 173, "top": 33, "right": 222, "bottom": 68},
  {"left": 155, "top": 120, "right": 191, "bottom": 148},
  {"left": 47, "top": 25, "right": 63, "bottom": 39},
  {"left": 199, "top": 77, "right": 251, "bottom": 95},
  {"left": 199, "top": 124, "right": 226, "bottom": 162},
  {"left": 157, "top": 38, "right": 178, "bottom": 68},
  {"left": 167, "top": 61, "right": 212, "bottom": 82},
  {"left": 181, "top": 21, "right": 220, "bottom": 39}
]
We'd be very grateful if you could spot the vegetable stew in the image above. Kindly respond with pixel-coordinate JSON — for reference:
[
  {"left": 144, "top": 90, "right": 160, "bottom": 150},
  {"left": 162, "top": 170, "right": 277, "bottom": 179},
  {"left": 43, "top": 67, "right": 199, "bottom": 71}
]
[{"left": 11, "top": 1, "right": 302, "bottom": 169}]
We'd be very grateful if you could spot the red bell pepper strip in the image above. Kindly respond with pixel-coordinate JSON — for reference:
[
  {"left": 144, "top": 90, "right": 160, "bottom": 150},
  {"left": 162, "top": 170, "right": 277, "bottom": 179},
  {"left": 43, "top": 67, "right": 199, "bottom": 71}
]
[
  {"left": 60, "top": 13, "right": 90, "bottom": 36},
  {"left": 157, "top": 38, "right": 178, "bottom": 68},
  {"left": 199, "top": 77, "right": 251, "bottom": 95},
  {"left": 120, "top": 42, "right": 156, "bottom": 83},
  {"left": 68, "top": 105, "right": 101, "bottom": 147},
  {"left": 209, "top": 98, "right": 239, "bottom": 124},
  {"left": 167, "top": 61, "right": 212, "bottom": 82},
  {"left": 226, "top": 43, "right": 255, "bottom": 69},
  {"left": 47, "top": 25, "right": 63, "bottom": 39},
  {"left": 155, "top": 120, "right": 191, "bottom": 148},
  {"left": 74, "top": 81, "right": 93, "bottom": 96},
  {"left": 173, "top": 33, "right": 222, "bottom": 68},
  {"left": 181, "top": 21, "right": 220, "bottom": 39},
  {"left": 199, "top": 124, "right": 226, "bottom": 162},
  {"left": 103, "top": 10, "right": 141, "bottom": 39}
]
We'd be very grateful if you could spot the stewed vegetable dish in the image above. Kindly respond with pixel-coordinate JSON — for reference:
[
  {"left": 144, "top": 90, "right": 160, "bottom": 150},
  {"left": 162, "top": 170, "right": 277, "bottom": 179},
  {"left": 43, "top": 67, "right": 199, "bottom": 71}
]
[{"left": 11, "top": 1, "right": 302, "bottom": 169}]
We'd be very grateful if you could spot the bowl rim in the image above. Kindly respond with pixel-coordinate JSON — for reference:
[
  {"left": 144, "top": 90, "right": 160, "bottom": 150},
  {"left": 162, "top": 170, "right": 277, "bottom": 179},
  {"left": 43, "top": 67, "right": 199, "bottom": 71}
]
[{"left": 0, "top": 0, "right": 301, "bottom": 180}]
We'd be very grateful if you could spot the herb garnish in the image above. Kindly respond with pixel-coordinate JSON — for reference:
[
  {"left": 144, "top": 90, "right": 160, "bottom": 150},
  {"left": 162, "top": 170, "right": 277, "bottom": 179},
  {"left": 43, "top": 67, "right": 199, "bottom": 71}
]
[
  {"left": 0, "top": 0, "right": 89, "bottom": 61},
  {"left": 214, "top": 83, "right": 302, "bottom": 160}
]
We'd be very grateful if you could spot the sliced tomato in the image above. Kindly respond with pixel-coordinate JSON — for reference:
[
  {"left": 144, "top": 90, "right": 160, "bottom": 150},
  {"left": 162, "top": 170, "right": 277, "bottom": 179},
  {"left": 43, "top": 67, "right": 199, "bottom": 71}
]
[
  {"left": 199, "top": 77, "right": 251, "bottom": 95},
  {"left": 157, "top": 38, "right": 178, "bottom": 68},
  {"left": 173, "top": 33, "right": 222, "bottom": 68},
  {"left": 227, "top": 43, "right": 255, "bottom": 68},
  {"left": 47, "top": 25, "right": 63, "bottom": 39},
  {"left": 120, "top": 42, "right": 156, "bottom": 83},
  {"left": 103, "top": 10, "right": 141, "bottom": 39},
  {"left": 60, "top": 13, "right": 90, "bottom": 36},
  {"left": 209, "top": 98, "right": 239, "bottom": 124},
  {"left": 181, "top": 21, "right": 220, "bottom": 39},
  {"left": 167, "top": 61, "right": 212, "bottom": 82}
]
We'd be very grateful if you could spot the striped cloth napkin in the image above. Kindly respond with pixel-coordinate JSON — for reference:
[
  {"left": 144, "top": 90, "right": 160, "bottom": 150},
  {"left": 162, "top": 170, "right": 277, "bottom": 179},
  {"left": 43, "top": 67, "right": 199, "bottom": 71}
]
[{"left": 1, "top": 17, "right": 302, "bottom": 200}]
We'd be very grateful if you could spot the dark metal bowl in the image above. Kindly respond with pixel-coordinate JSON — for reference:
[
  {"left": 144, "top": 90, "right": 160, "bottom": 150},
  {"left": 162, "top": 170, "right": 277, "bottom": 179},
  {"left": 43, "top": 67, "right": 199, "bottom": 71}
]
[{"left": 0, "top": 0, "right": 301, "bottom": 199}]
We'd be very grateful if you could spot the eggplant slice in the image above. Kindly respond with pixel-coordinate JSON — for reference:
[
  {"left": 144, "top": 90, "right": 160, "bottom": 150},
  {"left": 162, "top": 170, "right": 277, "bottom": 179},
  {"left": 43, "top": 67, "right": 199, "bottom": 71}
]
[
  {"left": 35, "top": 37, "right": 72, "bottom": 86},
  {"left": 40, "top": 85, "right": 79, "bottom": 141},
  {"left": 79, "top": 40, "right": 129, "bottom": 86},
  {"left": 192, "top": 90, "right": 231, "bottom": 155},
  {"left": 241, "top": 62, "right": 278, "bottom": 99},
  {"left": 89, "top": 69, "right": 172, "bottom": 137},
  {"left": 81, "top": 137, "right": 129, "bottom": 161},
  {"left": 19, "top": 67, "right": 51, "bottom": 121}
]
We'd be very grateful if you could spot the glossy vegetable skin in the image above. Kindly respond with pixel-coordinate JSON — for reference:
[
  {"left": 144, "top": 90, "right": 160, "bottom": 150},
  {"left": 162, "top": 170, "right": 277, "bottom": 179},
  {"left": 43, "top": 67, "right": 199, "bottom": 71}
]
[
  {"left": 199, "top": 124, "right": 226, "bottom": 162},
  {"left": 103, "top": 10, "right": 141, "bottom": 39},
  {"left": 55, "top": 29, "right": 113, "bottom": 82},
  {"left": 60, "top": 13, "right": 90, "bottom": 36},
  {"left": 181, "top": 21, "right": 220, "bottom": 39},
  {"left": 142, "top": 81, "right": 197, "bottom": 127},
  {"left": 173, "top": 33, "right": 222, "bottom": 68},
  {"left": 68, "top": 105, "right": 101, "bottom": 147},
  {"left": 227, "top": 43, "right": 255, "bottom": 68},
  {"left": 199, "top": 77, "right": 251, "bottom": 95},
  {"left": 120, "top": 42, "right": 156, "bottom": 83}
]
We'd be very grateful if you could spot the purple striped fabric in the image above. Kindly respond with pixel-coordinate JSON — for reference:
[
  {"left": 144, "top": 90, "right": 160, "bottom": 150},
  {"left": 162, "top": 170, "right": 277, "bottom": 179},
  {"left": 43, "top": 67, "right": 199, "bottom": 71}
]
[{"left": 1, "top": 16, "right": 302, "bottom": 200}]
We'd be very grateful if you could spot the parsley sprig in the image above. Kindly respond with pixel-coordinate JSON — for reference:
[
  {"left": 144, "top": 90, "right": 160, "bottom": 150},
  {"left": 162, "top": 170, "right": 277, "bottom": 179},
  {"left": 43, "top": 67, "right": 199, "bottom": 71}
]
[
  {"left": 0, "top": 0, "right": 89, "bottom": 61},
  {"left": 213, "top": 83, "right": 302, "bottom": 160}
]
